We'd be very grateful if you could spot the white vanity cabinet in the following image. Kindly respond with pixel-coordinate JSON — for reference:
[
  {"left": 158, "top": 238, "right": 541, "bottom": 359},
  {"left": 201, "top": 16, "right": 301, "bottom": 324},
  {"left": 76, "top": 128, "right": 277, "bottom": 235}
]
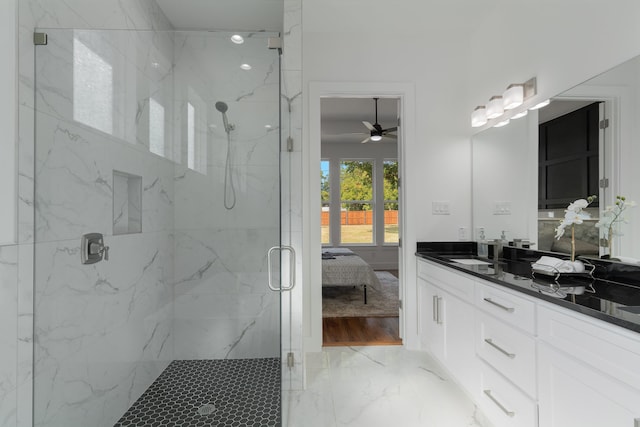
[
  {"left": 417, "top": 259, "right": 476, "bottom": 393},
  {"left": 537, "top": 304, "right": 640, "bottom": 427},
  {"left": 474, "top": 279, "right": 538, "bottom": 427},
  {"left": 416, "top": 256, "right": 640, "bottom": 427}
]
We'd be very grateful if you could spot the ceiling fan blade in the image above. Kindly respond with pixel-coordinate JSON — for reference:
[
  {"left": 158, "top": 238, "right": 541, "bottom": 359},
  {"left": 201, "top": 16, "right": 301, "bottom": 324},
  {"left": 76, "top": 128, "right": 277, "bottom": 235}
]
[
  {"left": 360, "top": 136, "right": 371, "bottom": 144},
  {"left": 362, "top": 121, "right": 375, "bottom": 131},
  {"left": 382, "top": 134, "right": 397, "bottom": 140},
  {"left": 382, "top": 126, "right": 398, "bottom": 133}
]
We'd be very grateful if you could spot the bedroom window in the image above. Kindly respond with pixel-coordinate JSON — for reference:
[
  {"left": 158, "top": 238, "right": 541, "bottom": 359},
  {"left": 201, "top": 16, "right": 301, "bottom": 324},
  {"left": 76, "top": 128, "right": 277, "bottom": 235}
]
[
  {"left": 321, "top": 160, "right": 331, "bottom": 244},
  {"left": 340, "top": 160, "right": 374, "bottom": 244},
  {"left": 383, "top": 159, "right": 399, "bottom": 243}
]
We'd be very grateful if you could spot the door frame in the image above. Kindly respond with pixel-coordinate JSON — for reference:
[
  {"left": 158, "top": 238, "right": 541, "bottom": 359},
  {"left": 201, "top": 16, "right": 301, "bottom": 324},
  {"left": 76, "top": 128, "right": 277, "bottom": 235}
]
[{"left": 305, "top": 82, "right": 415, "bottom": 352}]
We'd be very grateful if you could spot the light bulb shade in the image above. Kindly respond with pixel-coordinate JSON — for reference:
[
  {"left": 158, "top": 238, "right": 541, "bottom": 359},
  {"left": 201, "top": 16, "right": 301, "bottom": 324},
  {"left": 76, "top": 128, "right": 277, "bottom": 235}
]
[
  {"left": 471, "top": 106, "right": 487, "bottom": 127},
  {"left": 370, "top": 134, "right": 383, "bottom": 142},
  {"left": 486, "top": 96, "right": 504, "bottom": 119},
  {"left": 530, "top": 99, "right": 550, "bottom": 110},
  {"left": 511, "top": 110, "right": 528, "bottom": 120},
  {"left": 494, "top": 118, "right": 510, "bottom": 128},
  {"left": 503, "top": 84, "right": 524, "bottom": 110}
]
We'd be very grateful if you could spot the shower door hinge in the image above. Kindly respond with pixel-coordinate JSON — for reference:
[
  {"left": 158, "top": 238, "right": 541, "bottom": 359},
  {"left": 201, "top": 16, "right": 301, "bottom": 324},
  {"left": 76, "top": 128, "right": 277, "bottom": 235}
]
[
  {"left": 599, "top": 178, "right": 609, "bottom": 188},
  {"left": 287, "top": 352, "right": 295, "bottom": 368},
  {"left": 268, "top": 37, "right": 282, "bottom": 53},
  {"left": 33, "top": 32, "right": 48, "bottom": 46},
  {"left": 287, "top": 136, "right": 294, "bottom": 152},
  {"left": 399, "top": 300, "right": 403, "bottom": 309},
  {"left": 599, "top": 118, "right": 609, "bottom": 129}
]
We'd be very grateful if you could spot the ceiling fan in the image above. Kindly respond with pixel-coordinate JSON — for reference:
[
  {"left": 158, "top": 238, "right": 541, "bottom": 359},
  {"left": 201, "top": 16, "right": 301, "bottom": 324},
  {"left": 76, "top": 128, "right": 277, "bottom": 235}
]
[{"left": 360, "top": 97, "right": 398, "bottom": 143}]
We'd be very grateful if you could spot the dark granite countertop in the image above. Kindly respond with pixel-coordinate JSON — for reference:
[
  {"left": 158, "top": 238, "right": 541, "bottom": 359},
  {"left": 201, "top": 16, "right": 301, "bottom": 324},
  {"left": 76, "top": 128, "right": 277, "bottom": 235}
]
[{"left": 416, "top": 241, "right": 640, "bottom": 334}]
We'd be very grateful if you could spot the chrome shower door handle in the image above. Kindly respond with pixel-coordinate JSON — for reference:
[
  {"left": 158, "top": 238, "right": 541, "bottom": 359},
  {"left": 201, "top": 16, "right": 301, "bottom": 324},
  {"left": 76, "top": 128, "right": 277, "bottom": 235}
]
[{"left": 267, "top": 246, "right": 296, "bottom": 292}]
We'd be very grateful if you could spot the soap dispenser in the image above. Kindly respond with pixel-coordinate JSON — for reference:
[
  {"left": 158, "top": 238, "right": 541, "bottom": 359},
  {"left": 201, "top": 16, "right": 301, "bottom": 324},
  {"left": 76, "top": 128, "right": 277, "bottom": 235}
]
[{"left": 478, "top": 229, "right": 488, "bottom": 258}]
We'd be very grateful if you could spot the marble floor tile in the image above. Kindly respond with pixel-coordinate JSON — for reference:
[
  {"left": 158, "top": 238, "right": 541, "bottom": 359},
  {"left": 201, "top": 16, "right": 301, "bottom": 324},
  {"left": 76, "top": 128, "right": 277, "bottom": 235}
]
[{"left": 285, "top": 346, "right": 488, "bottom": 427}]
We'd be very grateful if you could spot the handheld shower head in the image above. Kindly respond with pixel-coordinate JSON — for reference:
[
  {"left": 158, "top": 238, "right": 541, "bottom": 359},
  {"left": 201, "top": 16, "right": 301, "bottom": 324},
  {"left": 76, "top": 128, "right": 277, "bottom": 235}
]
[
  {"left": 215, "top": 101, "right": 228, "bottom": 113},
  {"left": 215, "top": 101, "right": 233, "bottom": 133}
]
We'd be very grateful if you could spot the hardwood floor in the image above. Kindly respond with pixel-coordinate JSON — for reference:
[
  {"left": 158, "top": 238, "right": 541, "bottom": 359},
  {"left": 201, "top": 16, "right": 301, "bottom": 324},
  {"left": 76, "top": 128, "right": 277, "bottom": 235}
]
[
  {"left": 322, "top": 316, "right": 402, "bottom": 346},
  {"left": 322, "top": 269, "right": 402, "bottom": 347}
]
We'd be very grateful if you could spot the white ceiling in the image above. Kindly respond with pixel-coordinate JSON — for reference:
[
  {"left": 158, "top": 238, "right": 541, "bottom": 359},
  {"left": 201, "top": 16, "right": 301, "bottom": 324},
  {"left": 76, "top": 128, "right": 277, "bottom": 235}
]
[
  {"left": 321, "top": 97, "right": 399, "bottom": 144},
  {"left": 155, "top": 0, "right": 283, "bottom": 32}
]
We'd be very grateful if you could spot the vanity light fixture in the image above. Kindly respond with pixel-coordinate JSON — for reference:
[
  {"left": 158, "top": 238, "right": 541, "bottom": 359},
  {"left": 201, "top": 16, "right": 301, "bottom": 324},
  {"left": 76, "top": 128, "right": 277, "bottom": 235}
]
[
  {"left": 511, "top": 110, "right": 528, "bottom": 120},
  {"left": 530, "top": 99, "right": 551, "bottom": 110},
  {"left": 230, "top": 34, "right": 244, "bottom": 44},
  {"left": 486, "top": 96, "right": 504, "bottom": 119},
  {"left": 240, "top": 63, "right": 252, "bottom": 70},
  {"left": 494, "top": 118, "right": 510, "bottom": 128},
  {"left": 471, "top": 106, "right": 488, "bottom": 127},
  {"left": 503, "top": 84, "right": 524, "bottom": 110}
]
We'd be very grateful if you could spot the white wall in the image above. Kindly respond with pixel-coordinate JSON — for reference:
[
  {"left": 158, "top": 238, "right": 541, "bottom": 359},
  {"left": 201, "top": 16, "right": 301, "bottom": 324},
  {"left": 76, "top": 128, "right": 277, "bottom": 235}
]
[{"left": 303, "top": 1, "right": 475, "bottom": 351}]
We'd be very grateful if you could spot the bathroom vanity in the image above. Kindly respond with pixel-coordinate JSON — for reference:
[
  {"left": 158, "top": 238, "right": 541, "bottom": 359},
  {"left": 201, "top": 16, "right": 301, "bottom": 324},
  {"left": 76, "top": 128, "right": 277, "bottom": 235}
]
[{"left": 416, "top": 242, "right": 640, "bottom": 427}]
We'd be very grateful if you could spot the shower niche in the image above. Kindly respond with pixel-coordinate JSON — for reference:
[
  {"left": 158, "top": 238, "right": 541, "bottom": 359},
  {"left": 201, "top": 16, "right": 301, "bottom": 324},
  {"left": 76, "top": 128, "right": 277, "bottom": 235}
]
[{"left": 113, "top": 170, "right": 142, "bottom": 235}]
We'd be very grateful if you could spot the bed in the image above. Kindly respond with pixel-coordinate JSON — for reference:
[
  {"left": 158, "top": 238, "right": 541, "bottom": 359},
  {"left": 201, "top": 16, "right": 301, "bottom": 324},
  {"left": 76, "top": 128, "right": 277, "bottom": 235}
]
[{"left": 321, "top": 248, "right": 381, "bottom": 304}]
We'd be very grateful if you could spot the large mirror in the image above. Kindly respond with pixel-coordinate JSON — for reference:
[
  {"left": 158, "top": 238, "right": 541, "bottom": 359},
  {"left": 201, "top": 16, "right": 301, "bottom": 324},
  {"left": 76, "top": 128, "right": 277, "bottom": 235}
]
[{"left": 472, "top": 54, "right": 640, "bottom": 261}]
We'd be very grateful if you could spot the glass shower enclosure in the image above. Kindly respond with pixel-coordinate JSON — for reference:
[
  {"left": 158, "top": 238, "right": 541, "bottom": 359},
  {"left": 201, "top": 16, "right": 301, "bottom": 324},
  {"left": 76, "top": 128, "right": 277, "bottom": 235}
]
[{"left": 33, "top": 29, "right": 285, "bottom": 426}]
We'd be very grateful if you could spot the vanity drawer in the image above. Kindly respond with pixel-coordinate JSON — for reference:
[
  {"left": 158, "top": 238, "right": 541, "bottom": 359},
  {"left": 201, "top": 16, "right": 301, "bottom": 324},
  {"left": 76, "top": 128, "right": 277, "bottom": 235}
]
[
  {"left": 417, "top": 259, "right": 474, "bottom": 302},
  {"left": 478, "top": 359, "right": 538, "bottom": 427},
  {"left": 476, "top": 311, "right": 536, "bottom": 397},
  {"left": 475, "top": 281, "right": 536, "bottom": 334}
]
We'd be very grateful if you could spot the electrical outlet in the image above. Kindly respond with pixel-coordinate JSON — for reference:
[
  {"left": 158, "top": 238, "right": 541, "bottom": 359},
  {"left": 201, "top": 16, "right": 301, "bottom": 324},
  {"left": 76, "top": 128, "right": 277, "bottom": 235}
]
[{"left": 476, "top": 227, "right": 485, "bottom": 240}]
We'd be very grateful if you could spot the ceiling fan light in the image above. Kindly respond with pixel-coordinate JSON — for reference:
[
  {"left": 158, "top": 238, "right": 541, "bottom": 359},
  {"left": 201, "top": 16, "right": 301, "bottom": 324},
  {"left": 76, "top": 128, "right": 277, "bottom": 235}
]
[
  {"left": 486, "top": 96, "right": 504, "bottom": 119},
  {"left": 471, "top": 106, "right": 487, "bottom": 127},
  {"left": 503, "top": 84, "right": 524, "bottom": 110},
  {"left": 370, "top": 134, "right": 383, "bottom": 142}
]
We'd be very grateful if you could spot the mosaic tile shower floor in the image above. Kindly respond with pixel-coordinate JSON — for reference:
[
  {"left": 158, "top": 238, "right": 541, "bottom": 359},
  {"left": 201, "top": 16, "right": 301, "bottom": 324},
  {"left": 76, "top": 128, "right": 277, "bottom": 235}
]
[{"left": 115, "top": 358, "right": 281, "bottom": 427}]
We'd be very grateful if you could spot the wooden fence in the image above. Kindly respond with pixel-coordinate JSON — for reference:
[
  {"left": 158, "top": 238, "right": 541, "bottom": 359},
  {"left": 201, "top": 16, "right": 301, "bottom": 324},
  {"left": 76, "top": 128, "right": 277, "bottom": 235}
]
[{"left": 321, "top": 210, "right": 398, "bottom": 226}]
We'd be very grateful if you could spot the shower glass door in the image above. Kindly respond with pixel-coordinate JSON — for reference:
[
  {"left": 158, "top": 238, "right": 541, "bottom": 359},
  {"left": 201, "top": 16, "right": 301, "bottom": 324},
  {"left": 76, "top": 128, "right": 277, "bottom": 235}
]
[{"left": 33, "top": 29, "right": 283, "bottom": 426}]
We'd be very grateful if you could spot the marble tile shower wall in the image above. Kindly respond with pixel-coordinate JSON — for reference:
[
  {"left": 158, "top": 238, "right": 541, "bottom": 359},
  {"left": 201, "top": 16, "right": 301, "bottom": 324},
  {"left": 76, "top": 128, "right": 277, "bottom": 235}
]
[
  {"left": 172, "top": 33, "right": 282, "bottom": 360},
  {"left": 7, "top": 2, "right": 174, "bottom": 427},
  {"left": 32, "top": 29, "right": 175, "bottom": 427}
]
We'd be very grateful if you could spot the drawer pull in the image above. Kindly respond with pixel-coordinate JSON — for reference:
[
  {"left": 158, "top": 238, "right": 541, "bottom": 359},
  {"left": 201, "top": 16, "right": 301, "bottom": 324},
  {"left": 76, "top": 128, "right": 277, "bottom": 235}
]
[
  {"left": 483, "top": 390, "right": 515, "bottom": 417},
  {"left": 483, "top": 297, "right": 515, "bottom": 313},
  {"left": 436, "top": 297, "right": 443, "bottom": 324},
  {"left": 433, "top": 295, "right": 438, "bottom": 322},
  {"left": 484, "top": 338, "right": 516, "bottom": 359}
]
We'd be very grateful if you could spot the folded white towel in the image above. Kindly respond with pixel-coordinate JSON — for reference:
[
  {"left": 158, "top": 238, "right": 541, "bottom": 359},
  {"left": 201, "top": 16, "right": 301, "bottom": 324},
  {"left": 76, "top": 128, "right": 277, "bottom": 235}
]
[{"left": 534, "top": 256, "right": 581, "bottom": 273}]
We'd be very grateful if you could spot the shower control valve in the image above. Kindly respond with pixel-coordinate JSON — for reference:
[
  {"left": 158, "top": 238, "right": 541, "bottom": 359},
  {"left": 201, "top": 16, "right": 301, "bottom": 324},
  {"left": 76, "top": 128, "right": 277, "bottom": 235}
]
[{"left": 81, "top": 233, "right": 110, "bottom": 264}]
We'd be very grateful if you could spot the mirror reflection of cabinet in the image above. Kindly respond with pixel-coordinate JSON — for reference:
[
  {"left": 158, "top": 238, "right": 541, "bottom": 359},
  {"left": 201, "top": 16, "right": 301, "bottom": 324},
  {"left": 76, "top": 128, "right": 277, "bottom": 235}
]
[{"left": 472, "top": 54, "right": 640, "bottom": 261}]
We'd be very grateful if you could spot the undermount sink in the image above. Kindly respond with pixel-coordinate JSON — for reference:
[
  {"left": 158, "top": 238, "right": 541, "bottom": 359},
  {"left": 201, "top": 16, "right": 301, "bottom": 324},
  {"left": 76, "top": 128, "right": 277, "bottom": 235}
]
[{"left": 450, "top": 258, "right": 493, "bottom": 266}]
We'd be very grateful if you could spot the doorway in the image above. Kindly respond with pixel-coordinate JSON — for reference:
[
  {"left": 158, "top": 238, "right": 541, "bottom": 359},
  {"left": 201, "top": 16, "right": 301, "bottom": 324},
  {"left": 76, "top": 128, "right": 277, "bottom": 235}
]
[{"left": 319, "top": 96, "right": 402, "bottom": 346}]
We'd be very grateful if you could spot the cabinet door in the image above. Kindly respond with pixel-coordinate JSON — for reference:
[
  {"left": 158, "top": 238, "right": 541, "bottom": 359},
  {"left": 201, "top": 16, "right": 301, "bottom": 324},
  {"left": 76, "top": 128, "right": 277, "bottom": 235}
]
[
  {"left": 538, "top": 342, "right": 640, "bottom": 427},
  {"left": 418, "top": 277, "right": 445, "bottom": 361}
]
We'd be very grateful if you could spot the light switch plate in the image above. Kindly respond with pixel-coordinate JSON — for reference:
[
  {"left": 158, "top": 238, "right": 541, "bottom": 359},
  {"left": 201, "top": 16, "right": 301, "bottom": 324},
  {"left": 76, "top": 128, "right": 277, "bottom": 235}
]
[{"left": 432, "top": 201, "right": 451, "bottom": 215}]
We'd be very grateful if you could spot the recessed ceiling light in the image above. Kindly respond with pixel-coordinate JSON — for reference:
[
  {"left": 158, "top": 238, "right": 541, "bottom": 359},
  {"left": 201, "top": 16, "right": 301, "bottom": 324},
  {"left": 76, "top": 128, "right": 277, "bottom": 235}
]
[
  {"left": 264, "top": 124, "right": 272, "bottom": 129},
  {"left": 230, "top": 34, "right": 244, "bottom": 44},
  {"left": 240, "top": 63, "right": 252, "bottom": 71}
]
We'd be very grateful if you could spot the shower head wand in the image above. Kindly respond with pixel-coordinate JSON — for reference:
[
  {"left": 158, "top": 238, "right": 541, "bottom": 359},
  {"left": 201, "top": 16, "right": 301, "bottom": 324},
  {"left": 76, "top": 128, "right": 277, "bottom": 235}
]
[
  {"left": 215, "top": 101, "right": 234, "bottom": 133},
  {"left": 215, "top": 101, "right": 228, "bottom": 113}
]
